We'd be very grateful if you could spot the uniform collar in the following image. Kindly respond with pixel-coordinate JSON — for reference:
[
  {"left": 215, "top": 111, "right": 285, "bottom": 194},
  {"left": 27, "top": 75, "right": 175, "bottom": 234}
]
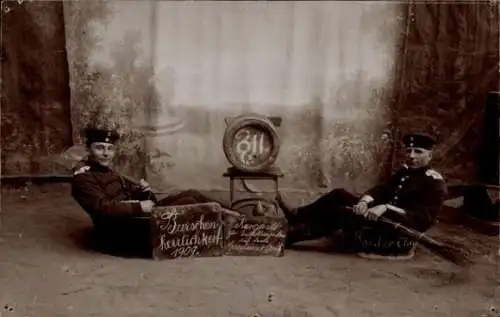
[
  {"left": 85, "top": 159, "right": 112, "bottom": 172},
  {"left": 403, "top": 165, "right": 429, "bottom": 174}
]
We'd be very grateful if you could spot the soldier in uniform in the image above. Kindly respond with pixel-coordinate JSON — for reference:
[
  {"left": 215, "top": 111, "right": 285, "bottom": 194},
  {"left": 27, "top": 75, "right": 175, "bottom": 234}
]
[
  {"left": 277, "top": 133, "right": 448, "bottom": 259},
  {"left": 71, "top": 126, "right": 229, "bottom": 257}
]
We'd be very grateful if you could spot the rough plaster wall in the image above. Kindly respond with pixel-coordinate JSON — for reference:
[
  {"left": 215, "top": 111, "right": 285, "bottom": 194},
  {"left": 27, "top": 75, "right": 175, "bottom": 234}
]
[
  {"left": 1, "top": 0, "right": 72, "bottom": 176},
  {"left": 64, "top": 1, "right": 405, "bottom": 192}
]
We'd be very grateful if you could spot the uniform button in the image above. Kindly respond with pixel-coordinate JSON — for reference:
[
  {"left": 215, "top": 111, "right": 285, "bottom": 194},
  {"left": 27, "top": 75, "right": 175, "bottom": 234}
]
[
  {"left": 393, "top": 196, "right": 398, "bottom": 200},
  {"left": 398, "top": 185, "right": 402, "bottom": 189}
]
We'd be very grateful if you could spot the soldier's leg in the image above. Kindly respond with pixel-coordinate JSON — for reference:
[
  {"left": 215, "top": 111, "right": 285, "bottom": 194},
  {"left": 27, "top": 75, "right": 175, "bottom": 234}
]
[
  {"left": 156, "top": 189, "right": 230, "bottom": 209},
  {"left": 294, "top": 188, "right": 360, "bottom": 222},
  {"left": 278, "top": 189, "right": 362, "bottom": 245},
  {"left": 278, "top": 188, "right": 359, "bottom": 223}
]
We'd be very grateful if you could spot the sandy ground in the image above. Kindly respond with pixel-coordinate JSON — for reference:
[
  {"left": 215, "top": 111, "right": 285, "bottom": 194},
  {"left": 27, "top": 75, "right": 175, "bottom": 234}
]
[{"left": 0, "top": 183, "right": 498, "bottom": 317}]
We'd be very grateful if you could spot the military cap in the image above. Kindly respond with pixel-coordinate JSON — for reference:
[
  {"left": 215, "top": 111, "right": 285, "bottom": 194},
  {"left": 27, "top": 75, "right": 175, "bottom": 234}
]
[
  {"left": 84, "top": 126, "right": 120, "bottom": 146},
  {"left": 402, "top": 133, "right": 436, "bottom": 150}
]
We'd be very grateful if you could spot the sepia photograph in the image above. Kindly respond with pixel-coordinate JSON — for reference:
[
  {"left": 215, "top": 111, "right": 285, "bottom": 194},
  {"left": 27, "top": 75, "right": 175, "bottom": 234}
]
[{"left": 0, "top": 0, "right": 498, "bottom": 316}]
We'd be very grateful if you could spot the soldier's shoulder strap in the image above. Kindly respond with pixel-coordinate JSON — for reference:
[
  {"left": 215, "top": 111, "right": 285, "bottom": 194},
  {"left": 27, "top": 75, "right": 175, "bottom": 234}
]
[{"left": 425, "top": 168, "right": 444, "bottom": 180}]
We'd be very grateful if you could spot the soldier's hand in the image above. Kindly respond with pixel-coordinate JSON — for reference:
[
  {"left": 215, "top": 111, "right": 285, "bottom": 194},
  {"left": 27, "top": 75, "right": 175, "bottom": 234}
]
[
  {"left": 139, "top": 179, "right": 152, "bottom": 192},
  {"left": 352, "top": 201, "right": 369, "bottom": 216},
  {"left": 140, "top": 200, "right": 155, "bottom": 213},
  {"left": 365, "top": 204, "right": 387, "bottom": 221}
]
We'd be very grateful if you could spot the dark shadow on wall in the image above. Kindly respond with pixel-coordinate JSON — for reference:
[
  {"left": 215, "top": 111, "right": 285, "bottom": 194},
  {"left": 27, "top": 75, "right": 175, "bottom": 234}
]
[
  {"left": 1, "top": 0, "right": 72, "bottom": 176},
  {"left": 391, "top": 2, "right": 499, "bottom": 183}
]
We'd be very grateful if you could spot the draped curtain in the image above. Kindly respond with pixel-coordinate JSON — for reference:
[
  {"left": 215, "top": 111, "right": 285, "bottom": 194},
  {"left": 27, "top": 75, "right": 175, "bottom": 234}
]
[
  {"left": 63, "top": 1, "right": 404, "bottom": 192},
  {"left": 3, "top": 1, "right": 497, "bottom": 192}
]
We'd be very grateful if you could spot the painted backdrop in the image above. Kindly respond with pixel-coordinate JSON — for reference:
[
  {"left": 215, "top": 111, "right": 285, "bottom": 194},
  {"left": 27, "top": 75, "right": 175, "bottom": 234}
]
[
  {"left": 3, "top": 1, "right": 496, "bottom": 193},
  {"left": 63, "top": 1, "right": 404, "bottom": 193}
]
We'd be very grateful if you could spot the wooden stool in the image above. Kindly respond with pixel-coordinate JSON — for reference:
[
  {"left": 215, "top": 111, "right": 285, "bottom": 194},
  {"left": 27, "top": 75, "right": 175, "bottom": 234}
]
[{"left": 223, "top": 166, "right": 283, "bottom": 206}]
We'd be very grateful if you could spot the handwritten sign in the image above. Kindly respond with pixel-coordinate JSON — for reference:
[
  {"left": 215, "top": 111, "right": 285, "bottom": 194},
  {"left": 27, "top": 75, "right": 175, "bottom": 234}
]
[
  {"left": 151, "top": 202, "right": 225, "bottom": 259},
  {"left": 224, "top": 214, "right": 287, "bottom": 257},
  {"left": 344, "top": 228, "right": 416, "bottom": 253}
]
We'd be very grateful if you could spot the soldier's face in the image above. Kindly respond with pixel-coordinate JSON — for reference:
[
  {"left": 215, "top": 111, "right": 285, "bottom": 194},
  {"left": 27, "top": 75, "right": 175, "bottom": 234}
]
[
  {"left": 405, "top": 146, "right": 432, "bottom": 169},
  {"left": 88, "top": 142, "right": 116, "bottom": 167}
]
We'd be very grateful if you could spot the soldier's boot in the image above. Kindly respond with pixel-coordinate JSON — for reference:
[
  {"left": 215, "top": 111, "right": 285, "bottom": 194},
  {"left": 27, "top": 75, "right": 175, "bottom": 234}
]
[
  {"left": 285, "top": 225, "right": 304, "bottom": 248},
  {"left": 276, "top": 192, "right": 299, "bottom": 224},
  {"left": 284, "top": 222, "right": 325, "bottom": 248}
]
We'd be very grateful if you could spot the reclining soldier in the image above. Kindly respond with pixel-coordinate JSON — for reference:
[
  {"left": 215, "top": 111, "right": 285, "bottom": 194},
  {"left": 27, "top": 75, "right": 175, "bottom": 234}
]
[
  {"left": 71, "top": 126, "right": 229, "bottom": 256},
  {"left": 277, "top": 133, "right": 448, "bottom": 259}
]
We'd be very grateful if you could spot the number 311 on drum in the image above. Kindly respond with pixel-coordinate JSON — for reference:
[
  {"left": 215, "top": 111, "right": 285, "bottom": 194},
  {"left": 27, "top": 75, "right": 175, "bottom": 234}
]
[{"left": 235, "top": 130, "right": 267, "bottom": 164}]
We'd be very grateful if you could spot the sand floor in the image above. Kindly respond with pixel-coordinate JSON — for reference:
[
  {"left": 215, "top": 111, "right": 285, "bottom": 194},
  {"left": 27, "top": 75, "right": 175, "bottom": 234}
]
[{"left": 0, "top": 184, "right": 498, "bottom": 317}]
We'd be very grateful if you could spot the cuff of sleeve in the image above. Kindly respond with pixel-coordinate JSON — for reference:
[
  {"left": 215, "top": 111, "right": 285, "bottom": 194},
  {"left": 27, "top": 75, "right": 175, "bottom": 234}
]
[{"left": 360, "top": 195, "right": 374, "bottom": 204}]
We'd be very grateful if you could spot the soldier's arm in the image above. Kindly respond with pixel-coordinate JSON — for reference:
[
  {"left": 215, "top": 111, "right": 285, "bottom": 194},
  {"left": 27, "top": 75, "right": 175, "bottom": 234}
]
[
  {"left": 119, "top": 175, "right": 137, "bottom": 193},
  {"left": 360, "top": 177, "right": 397, "bottom": 205},
  {"left": 361, "top": 184, "right": 388, "bottom": 205},
  {"left": 393, "top": 178, "right": 448, "bottom": 231},
  {"left": 120, "top": 176, "right": 158, "bottom": 203},
  {"left": 130, "top": 188, "right": 157, "bottom": 203},
  {"left": 359, "top": 169, "right": 404, "bottom": 205},
  {"left": 72, "top": 174, "right": 144, "bottom": 217}
]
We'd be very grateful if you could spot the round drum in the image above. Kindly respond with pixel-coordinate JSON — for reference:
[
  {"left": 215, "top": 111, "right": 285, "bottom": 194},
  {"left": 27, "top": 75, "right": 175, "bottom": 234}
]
[{"left": 222, "top": 114, "right": 280, "bottom": 172}]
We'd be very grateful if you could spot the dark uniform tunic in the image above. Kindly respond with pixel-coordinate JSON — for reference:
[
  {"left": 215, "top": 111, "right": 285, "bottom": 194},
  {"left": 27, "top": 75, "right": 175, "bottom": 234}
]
[
  {"left": 288, "top": 165, "right": 448, "bottom": 254},
  {"left": 362, "top": 165, "right": 448, "bottom": 231},
  {"left": 71, "top": 160, "right": 155, "bottom": 220},
  {"left": 70, "top": 160, "right": 155, "bottom": 256},
  {"left": 71, "top": 159, "right": 224, "bottom": 257}
]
